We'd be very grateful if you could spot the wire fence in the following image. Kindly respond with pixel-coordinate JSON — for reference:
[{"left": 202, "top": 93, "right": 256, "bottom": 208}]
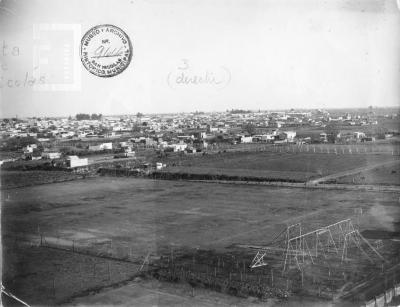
[
  {"left": 364, "top": 284, "right": 400, "bottom": 307},
  {"left": 5, "top": 234, "right": 150, "bottom": 305},
  {"left": 206, "top": 143, "right": 400, "bottom": 156},
  {"left": 5, "top": 234, "right": 400, "bottom": 305}
]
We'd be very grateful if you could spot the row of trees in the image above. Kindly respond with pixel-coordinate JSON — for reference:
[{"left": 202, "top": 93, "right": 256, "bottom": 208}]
[
  {"left": 75, "top": 112, "right": 144, "bottom": 120},
  {"left": 75, "top": 113, "right": 103, "bottom": 121},
  {"left": 228, "top": 109, "right": 252, "bottom": 114},
  {"left": 1, "top": 136, "right": 41, "bottom": 151}
]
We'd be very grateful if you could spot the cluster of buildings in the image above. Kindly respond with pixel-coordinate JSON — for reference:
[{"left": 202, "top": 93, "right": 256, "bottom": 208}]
[
  {"left": 0, "top": 108, "right": 391, "bottom": 140},
  {"left": 0, "top": 108, "right": 397, "bottom": 167}
]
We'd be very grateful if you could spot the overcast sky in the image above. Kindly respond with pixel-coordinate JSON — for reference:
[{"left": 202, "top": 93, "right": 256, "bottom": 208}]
[{"left": 0, "top": 0, "right": 399, "bottom": 117}]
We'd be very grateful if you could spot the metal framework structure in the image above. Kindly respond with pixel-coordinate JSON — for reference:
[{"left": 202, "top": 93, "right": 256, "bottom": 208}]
[
  {"left": 251, "top": 222, "right": 301, "bottom": 268},
  {"left": 250, "top": 219, "right": 384, "bottom": 272}
]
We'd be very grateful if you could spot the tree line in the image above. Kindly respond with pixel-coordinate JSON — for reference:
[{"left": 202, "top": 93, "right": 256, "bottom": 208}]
[{"left": 75, "top": 113, "right": 103, "bottom": 120}]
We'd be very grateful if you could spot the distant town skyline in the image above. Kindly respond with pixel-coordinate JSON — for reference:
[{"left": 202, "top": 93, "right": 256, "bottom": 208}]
[
  {"left": 3, "top": 105, "right": 399, "bottom": 120},
  {"left": 1, "top": 0, "right": 399, "bottom": 118}
]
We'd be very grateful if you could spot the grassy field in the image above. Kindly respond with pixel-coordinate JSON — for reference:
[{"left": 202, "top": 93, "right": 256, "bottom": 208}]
[
  {"left": 2, "top": 244, "right": 140, "bottom": 306},
  {"left": 333, "top": 162, "right": 400, "bottom": 186},
  {"left": 2, "top": 177, "right": 400, "bottom": 305},
  {"left": 158, "top": 151, "right": 399, "bottom": 182},
  {"left": 68, "top": 278, "right": 335, "bottom": 307},
  {"left": 0, "top": 170, "right": 92, "bottom": 189}
]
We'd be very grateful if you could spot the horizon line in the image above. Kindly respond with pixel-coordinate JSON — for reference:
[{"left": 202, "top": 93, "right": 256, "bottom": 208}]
[{"left": 2, "top": 105, "right": 399, "bottom": 120}]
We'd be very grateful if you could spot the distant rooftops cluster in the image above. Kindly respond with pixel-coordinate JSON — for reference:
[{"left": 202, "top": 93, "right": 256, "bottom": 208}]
[{"left": 0, "top": 108, "right": 398, "bottom": 165}]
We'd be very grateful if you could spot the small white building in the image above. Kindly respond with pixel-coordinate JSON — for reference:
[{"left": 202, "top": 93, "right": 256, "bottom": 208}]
[
  {"left": 284, "top": 131, "right": 297, "bottom": 142},
  {"left": 66, "top": 155, "right": 88, "bottom": 168},
  {"left": 23, "top": 144, "right": 38, "bottom": 153},
  {"left": 240, "top": 136, "right": 253, "bottom": 143},
  {"left": 124, "top": 148, "right": 136, "bottom": 157},
  {"left": 170, "top": 143, "right": 187, "bottom": 152},
  {"left": 354, "top": 132, "right": 366, "bottom": 139},
  {"left": 88, "top": 142, "right": 113, "bottom": 151},
  {"left": 23, "top": 146, "right": 33, "bottom": 153},
  {"left": 42, "top": 152, "right": 61, "bottom": 159},
  {"left": 101, "top": 142, "right": 113, "bottom": 150}
]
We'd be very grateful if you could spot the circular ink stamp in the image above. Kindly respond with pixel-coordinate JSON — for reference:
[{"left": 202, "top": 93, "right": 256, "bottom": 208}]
[{"left": 80, "top": 24, "right": 132, "bottom": 77}]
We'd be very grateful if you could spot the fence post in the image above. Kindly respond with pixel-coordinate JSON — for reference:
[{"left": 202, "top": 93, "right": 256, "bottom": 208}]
[
  {"left": 271, "top": 268, "right": 274, "bottom": 286},
  {"left": 53, "top": 277, "right": 56, "bottom": 298}
]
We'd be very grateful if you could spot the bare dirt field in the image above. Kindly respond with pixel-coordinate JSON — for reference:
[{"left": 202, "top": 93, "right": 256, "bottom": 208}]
[{"left": 2, "top": 177, "right": 400, "bottom": 306}]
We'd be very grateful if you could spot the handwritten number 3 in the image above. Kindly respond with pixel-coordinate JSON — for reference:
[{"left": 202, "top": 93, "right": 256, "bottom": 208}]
[{"left": 178, "top": 59, "right": 189, "bottom": 70}]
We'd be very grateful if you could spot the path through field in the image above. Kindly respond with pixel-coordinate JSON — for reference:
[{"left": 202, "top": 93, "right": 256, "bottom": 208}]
[{"left": 308, "top": 159, "right": 400, "bottom": 184}]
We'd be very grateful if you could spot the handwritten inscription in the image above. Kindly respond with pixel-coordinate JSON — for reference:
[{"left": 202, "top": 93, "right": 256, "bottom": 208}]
[
  {"left": 0, "top": 41, "right": 46, "bottom": 89},
  {"left": 0, "top": 71, "right": 46, "bottom": 89},
  {"left": 92, "top": 46, "right": 124, "bottom": 59},
  {"left": 2, "top": 40, "right": 20, "bottom": 57},
  {"left": 167, "top": 59, "right": 231, "bottom": 90}
]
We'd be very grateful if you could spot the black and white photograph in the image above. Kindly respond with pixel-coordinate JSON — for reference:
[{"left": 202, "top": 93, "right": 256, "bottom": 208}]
[{"left": 0, "top": 0, "right": 400, "bottom": 306}]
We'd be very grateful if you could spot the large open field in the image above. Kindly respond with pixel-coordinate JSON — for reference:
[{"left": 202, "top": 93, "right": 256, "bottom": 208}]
[
  {"left": 158, "top": 150, "right": 400, "bottom": 183},
  {"left": 2, "top": 177, "right": 400, "bottom": 305}
]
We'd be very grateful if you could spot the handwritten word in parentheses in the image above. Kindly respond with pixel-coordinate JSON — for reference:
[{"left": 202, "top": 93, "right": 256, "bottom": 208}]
[{"left": 167, "top": 66, "right": 231, "bottom": 91}]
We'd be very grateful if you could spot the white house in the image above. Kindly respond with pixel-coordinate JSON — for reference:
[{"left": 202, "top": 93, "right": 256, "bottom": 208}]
[
  {"left": 354, "top": 132, "right": 366, "bottom": 139},
  {"left": 88, "top": 142, "right": 113, "bottom": 151},
  {"left": 66, "top": 156, "right": 88, "bottom": 168},
  {"left": 284, "top": 131, "right": 297, "bottom": 142},
  {"left": 240, "top": 136, "right": 253, "bottom": 143},
  {"left": 170, "top": 143, "right": 187, "bottom": 152}
]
